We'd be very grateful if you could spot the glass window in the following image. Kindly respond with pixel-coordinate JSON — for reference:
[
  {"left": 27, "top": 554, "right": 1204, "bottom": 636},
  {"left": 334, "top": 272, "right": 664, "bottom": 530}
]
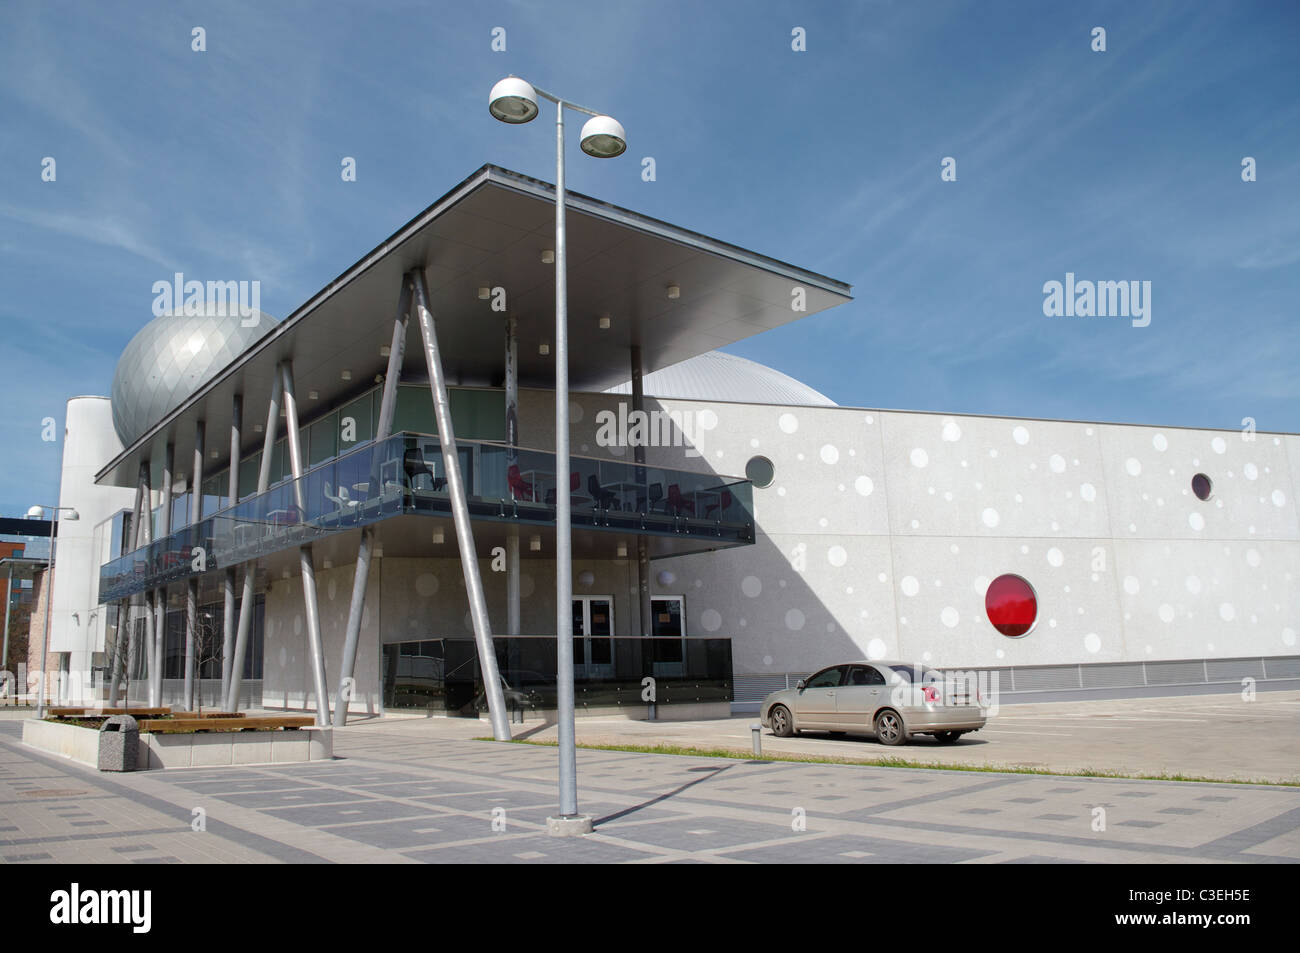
[
  {"left": 393, "top": 385, "right": 436, "bottom": 435},
  {"left": 201, "top": 470, "right": 229, "bottom": 516},
  {"left": 238, "top": 452, "right": 261, "bottom": 501},
  {"left": 847, "top": 665, "right": 885, "bottom": 686},
  {"left": 805, "top": 666, "right": 845, "bottom": 688},
  {"left": 449, "top": 389, "right": 506, "bottom": 441},
  {"left": 745, "top": 455, "right": 775, "bottom": 488},
  {"left": 308, "top": 412, "right": 339, "bottom": 466},
  {"left": 339, "top": 392, "right": 374, "bottom": 451},
  {"left": 1192, "top": 472, "right": 1213, "bottom": 501},
  {"left": 985, "top": 573, "right": 1038, "bottom": 637},
  {"left": 270, "top": 438, "right": 290, "bottom": 484}
]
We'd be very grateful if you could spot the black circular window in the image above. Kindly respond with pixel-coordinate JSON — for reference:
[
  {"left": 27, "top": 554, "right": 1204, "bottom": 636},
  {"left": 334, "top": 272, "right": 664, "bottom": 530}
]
[
  {"left": 745, "top": 455, "right": 775, "bottom": 488},
  {"left": 1192, "top": 473, "right": 1213, "bottom": 501}
]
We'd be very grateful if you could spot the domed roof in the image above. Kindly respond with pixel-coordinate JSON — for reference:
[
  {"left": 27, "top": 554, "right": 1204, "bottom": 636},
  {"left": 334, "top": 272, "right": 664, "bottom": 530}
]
[
  {"left": 111, "top": 309, "right": 277, "bottom": 446},
  {"left": 604, "top": 351, "right": 836, "bottom": 407}
]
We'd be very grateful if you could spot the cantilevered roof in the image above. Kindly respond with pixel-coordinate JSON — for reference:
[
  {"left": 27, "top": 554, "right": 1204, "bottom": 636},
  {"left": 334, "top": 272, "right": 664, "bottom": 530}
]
[{"left": 96, "top": 164, "right": 852, "bottom": 488}]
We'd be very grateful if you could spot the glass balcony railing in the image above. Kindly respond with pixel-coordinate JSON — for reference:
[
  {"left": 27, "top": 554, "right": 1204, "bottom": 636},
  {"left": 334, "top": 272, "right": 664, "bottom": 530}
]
[
  {"left": 98, "top": 432, "right": 754, "bottom": 602},
  {"left": 382, "top": 635, "right": 734, "bottom": 716}
]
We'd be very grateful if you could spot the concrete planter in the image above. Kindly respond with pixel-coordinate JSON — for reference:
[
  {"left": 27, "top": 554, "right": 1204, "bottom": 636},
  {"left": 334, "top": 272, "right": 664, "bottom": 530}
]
[
  {"left": 22, "top": 719, "right": 100, "bottom": 768},
  {"left": 139, "top": 727, "right": 333, "bottom": 769},
  {"left": 22, "top": 718, "right": 333, "bottom": 770}
]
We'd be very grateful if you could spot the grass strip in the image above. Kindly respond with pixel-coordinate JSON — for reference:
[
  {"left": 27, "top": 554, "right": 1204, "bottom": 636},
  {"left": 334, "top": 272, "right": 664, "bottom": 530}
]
[{"left": 473, "top": 737, "right": 1299, "bottom": 787}]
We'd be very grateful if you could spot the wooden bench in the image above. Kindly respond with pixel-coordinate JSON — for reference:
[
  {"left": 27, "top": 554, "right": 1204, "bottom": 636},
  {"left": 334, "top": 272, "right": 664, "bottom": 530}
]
[
  {"left": 171, "top": 711, "right": 246, "bottom": 719},
  {"left": 49, "top": 707, "right": 171, "bottom": 718},
  {"left": 138, "top": 716, "right": 316, "bottom": 733}
]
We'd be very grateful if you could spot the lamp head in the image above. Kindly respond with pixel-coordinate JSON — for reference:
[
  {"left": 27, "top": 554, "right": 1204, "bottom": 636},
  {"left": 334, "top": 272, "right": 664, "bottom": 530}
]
[
  {"left": 579, "top": 115, "right": 627, "bottom": 158},
  {"left": 489, "top": 77, "right": 539, "bottom": 124}
]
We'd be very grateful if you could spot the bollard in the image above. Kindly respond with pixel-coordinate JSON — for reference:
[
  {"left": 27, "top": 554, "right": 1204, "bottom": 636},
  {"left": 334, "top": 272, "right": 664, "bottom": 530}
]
[{"left": 750, "top": 722, "right": 763, "bottom": 759}]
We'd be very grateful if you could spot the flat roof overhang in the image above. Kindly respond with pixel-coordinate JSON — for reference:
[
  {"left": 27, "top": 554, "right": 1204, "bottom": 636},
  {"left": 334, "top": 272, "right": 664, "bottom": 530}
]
[{"left": 96, "top": 164, "right": 852, "bottom": 489}]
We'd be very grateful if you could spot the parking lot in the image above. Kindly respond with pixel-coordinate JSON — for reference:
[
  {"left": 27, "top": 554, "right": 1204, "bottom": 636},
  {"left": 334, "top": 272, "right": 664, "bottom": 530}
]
[{"left": 406, "top": 689, "right": 1300, "bottom": 785}]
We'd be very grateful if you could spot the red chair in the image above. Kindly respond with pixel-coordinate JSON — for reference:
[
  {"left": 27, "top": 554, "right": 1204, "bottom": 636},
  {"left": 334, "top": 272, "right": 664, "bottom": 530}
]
[
  {"left": 704, "top": 489, "right": 733, "bottom": 520},
  {"left": 507, "top": 464, "right": 534, "bottom": 501},
  {"left": 545, "top": 472, "right": 582, "bottom": 506},
  {"left": 666, "top": 484, "right": 694, "bottom": 517}
]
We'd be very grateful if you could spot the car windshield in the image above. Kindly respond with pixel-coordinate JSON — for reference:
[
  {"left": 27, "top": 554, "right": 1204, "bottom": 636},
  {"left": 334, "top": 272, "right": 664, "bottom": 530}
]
[{"left": 887, "top": 665, "right": 943, "bottom": 684}]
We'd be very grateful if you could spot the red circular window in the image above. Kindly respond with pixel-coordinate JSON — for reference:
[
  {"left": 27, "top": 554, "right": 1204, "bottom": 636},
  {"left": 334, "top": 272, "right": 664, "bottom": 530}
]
[{"left": 985, "top": 574, "right": 1038, "bottom": 637}]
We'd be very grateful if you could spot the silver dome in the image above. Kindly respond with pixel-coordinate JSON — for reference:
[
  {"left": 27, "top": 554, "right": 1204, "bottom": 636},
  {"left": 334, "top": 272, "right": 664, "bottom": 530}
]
[
  {"left": 111, "top": 309, "right": 277, "bottom": 446},
  {"left": 605, "top": 351, "right": 836, "bottom": 407}
]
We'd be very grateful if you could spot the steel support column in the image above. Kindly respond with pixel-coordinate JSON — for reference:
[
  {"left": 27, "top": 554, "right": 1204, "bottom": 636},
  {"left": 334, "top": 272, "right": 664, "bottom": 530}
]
[
  {"left": 410, "top": 267, "right": 510, "bottom": 741},
  {"left": 221, "top": 393, "right": 241, "bottom": 704},
  {"left": 184, "top": 420, "right": 205, "bottom": 710},
  {"left": 225, "top": 374, "right": 282, "bottom": 713},
  {"left": 333, "top": 281, "right": 410, "bottom": 726},
  {"left": 125, "top": 462, "right": 151, "bottom": 707},
  {"left": 150, "top": 444, "right": 174, "bottom": 707},
  {"left": 631, "top": 346, "right": 652, "bottom": 638},
  {"left": 1, "top": 563, "right": 12, "bottom": 671},
  {"left": 505, "top": 314, "right": 521, "bottom": 637},
  {"left": 279, "top": 361, "right": 330, "bottom": 726}
]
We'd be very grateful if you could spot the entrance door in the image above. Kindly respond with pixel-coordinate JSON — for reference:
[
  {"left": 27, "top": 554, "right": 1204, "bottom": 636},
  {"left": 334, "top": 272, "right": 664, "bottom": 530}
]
[
  {"left": 573, "top": 597, "right": 614, "bottom": 679},
  {"left": 650, "top": 595, "right": 685, "bottom": 676}
]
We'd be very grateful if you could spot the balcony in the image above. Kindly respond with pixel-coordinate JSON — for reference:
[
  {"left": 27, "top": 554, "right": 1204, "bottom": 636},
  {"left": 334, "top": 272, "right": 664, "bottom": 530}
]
[{"left": 98, "top": 432, "right": 754, "bottom": 602}]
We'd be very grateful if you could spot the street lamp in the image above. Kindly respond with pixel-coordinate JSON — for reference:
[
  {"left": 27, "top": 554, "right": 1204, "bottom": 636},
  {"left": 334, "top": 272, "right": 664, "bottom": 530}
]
[
  {"left": 489, "top": 75, "right": 626, "bottom": 836},
  {"left": 27, "top": 504, "right": 78, "bottom": 718}
]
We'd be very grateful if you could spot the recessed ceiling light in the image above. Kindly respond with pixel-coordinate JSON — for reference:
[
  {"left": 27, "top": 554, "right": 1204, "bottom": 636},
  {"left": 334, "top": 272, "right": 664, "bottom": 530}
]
[
  {"left": 598, "top": 316, "right": 611, "bottom": 329},
  {"left": 478, "top": 287, "right": 491, "bottom": 300},
  {"left": 322, "top": 559, "right": 333, "bottom": 569},
  {"left": 308, "top": 390, "right": 319, "bottom": 401},
  {"left": 432, "top": 528, "right": 445, "bottom": 544},
  {"left": 380, "top": 345, "right": 391, "bottom": 357},
  {"left": 616, "top": 542, "right": 629, "bottom": 557},
  {"left": 539, "top": 343, "right": 550, "bottom": 356},
  {"left": 210, "top": 450, "right": 219, "bottom": 459},
  {"left": 254, "top": 423, "right": 263, "bottom": 433},
  {"left": 666, "top": 285, "right": 680, "bottom": 299},
  {"left": 341, "top": 369, "right": 352, "bottom": 381},
  {"left": 541, "top": 250, "right": 555, "bottom": 264},
  {"left": 529, "top": 534, "right": 542, "bottom": 551}
]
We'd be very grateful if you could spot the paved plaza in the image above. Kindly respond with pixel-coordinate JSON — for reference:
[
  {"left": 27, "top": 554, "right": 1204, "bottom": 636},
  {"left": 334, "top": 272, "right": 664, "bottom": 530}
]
[{"left": 1, "top": 714, "right": 1298, "bottom": 864}]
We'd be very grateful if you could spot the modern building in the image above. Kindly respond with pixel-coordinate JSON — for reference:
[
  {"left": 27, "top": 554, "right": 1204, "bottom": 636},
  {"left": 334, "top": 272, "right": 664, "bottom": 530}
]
[{"left": 38, "top": 164, "right": 1300, "bottom": 723}]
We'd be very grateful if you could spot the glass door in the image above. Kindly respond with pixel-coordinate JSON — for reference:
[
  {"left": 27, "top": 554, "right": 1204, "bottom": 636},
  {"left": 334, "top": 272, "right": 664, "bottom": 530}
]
[
  {"left": 573, "top": 596, "right": 615, "bottom": 679},
  {"left": 651, "top": 595, "right": 685, "bottom": 676}
]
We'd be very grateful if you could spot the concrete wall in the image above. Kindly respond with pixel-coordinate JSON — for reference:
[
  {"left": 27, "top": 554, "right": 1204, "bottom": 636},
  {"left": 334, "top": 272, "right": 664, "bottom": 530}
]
[
  {"left": 614, "top": 397, "right": 1299, "bottom": 674},
  {"left": 168, "top": 385, "right": 1300, "bottom": 704},
  {"left": 50, "top": 397, "right": 135, "bottom": 687}
]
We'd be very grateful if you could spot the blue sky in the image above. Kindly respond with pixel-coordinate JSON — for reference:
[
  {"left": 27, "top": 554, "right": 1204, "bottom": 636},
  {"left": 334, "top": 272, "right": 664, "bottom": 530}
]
[{"left": 1, "top": 0, "right": 1297, "bottom": 517}]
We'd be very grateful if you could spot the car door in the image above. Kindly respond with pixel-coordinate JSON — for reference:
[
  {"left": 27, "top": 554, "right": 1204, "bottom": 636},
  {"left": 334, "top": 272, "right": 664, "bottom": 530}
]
[
  {"left": 836, "top": 664, "right": 887, "bottom": 729},
  {"left": 794, "top": 665, "right": 847, "bottom": 729}
]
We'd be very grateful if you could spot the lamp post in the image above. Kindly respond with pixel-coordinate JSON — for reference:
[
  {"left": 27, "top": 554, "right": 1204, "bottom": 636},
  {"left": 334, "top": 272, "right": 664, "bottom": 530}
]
[
  {"left": 27, "top": 505, "right": 79, "bottom": 718},
  {"left": 489, "top": 76, "right": 626, "bottom": 835}
]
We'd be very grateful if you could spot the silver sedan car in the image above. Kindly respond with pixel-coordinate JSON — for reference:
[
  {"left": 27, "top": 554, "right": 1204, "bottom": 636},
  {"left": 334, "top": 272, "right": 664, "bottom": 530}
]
[{"left": 760, "top": 660, "right": 987, "bottom": 746}]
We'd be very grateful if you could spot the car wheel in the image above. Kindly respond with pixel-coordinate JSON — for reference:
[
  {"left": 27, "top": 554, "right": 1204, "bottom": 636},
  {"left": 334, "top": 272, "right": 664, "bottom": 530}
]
[
  {"left": 770, "top": 704, "right": 795, "bottom": 738},
  {"left": 874, "top": 709, "right": 908, "bottom": 746},
  {"left": 934, "top": 730, "right": 963, "bottom": 744}
]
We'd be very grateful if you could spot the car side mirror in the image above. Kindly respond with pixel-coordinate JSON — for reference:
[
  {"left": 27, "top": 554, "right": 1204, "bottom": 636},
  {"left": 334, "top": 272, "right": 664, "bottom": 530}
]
[{"left": 795, "top": 679, "right": 806, "bottom": 691}]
